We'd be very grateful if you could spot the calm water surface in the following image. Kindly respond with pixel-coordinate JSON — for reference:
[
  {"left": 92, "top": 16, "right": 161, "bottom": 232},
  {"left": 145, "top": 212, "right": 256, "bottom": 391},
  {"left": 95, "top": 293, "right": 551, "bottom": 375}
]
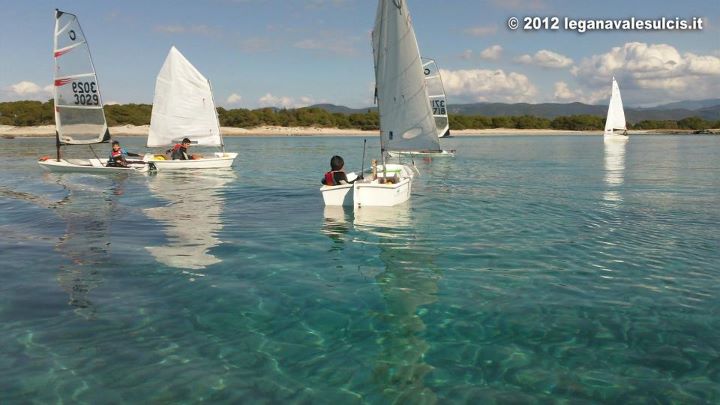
[{"left": 1, "top": 135, "right": 719, "bottom": 403}]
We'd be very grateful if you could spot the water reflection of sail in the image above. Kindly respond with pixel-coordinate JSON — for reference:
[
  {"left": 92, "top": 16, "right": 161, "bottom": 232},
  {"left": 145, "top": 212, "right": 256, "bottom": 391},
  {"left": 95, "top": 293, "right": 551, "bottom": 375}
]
[
  {"left": 52, "top": 174, "right": 127, "bottom": 318},
  {"left": 322, "top": 206, "right": 352, "bottom": 252},
  {"left": 145, "top": 171, "right": 235, "bottom": 271},
  {"left": 355, "top": 206, "right": 440, "bottom": 403},
  {"left": 603, "top": 140, "right": 626, "bottom": 202}
]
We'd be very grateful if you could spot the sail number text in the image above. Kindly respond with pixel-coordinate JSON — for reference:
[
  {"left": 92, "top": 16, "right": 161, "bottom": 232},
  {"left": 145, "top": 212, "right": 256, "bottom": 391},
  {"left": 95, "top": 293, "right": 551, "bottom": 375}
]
[
  {"left": 431, "top": 99, "right": 446, "bottom": 115},
  {"left": 71, "top": 81, "right": 99, "bottom": 106}
]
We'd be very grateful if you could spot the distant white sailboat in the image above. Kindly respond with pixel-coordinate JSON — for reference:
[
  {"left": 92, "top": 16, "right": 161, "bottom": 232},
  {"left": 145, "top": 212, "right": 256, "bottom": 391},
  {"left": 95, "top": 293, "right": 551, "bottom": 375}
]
[
  {"left": 423, "top": 58, "right": 451, "bottom": 139},
  {"left": 39, "top": 9, "right": 151, "bottom": 173},
  {"left": 604, "top": 77, "right": 629, "bottom": 141},
  {"left": 146, "top": 47, "right": 237, "bottom": 169},
  {"left": 387, "top": 57, "right": 455, "bottom": 157}
]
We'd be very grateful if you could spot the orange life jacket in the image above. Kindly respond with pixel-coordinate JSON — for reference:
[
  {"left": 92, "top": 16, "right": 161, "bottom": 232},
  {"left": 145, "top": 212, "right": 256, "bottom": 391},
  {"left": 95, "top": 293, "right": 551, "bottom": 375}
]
[{"left": 324, "top": 171, "right": 338, "bottom": 186}]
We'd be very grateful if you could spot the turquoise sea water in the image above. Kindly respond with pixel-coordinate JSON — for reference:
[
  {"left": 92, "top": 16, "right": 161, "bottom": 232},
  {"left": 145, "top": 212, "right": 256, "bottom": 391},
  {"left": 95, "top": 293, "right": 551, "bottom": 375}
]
[{"left": 1, "top": 135, "right": 719, "bottom": 403}]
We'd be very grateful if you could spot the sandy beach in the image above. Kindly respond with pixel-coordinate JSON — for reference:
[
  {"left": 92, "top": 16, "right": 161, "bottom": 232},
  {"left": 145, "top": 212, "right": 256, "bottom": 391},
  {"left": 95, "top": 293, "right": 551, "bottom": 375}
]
[{"left": 1, "top": 124, "right": 711, "bottom": 138}]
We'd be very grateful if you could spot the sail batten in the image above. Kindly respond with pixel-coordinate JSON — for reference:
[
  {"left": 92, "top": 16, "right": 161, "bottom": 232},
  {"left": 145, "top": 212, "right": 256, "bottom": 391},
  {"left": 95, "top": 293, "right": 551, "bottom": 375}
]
[
  {"left": 147, "top": 47, "right": 222, "bottom": 148},
  {"left": 372, "top": 0, "right": 441, "bottom": 152},
  {"left": 53, "top": 10, "right": 108, "bottom": 145}
]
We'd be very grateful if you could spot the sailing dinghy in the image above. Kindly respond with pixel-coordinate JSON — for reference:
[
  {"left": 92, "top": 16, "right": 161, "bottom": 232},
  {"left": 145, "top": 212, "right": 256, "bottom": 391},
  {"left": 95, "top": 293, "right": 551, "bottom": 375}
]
[
  {"left": 322, "top": 0, "right": 425, "bottom": 208},
  {"left": 353, "top": 0, "right": 427, "bottom": 207},
  {"left": 146, "top": 47, "right": 237, "bottom": 170},
  {"left": 39, "top": 9, "right": 151, "bottom": 174},
  {"left": 604, "top": 77, "right": 629, "bottom": 142}
]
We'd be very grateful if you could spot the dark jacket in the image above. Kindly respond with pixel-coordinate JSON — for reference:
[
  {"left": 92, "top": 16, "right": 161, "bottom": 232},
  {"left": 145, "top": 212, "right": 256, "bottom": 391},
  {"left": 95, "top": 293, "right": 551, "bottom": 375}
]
[
  {"left": 170, "top": 144, "right": 190, "bottom": 160},
  {"left": 322, "top": 170, "right": 360, "bottom": 185}
]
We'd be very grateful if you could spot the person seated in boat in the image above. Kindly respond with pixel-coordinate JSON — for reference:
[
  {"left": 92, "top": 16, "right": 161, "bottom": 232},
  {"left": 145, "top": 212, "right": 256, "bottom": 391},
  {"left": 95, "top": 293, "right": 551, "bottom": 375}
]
[
  {"left": 321, "top": 155, "right": 362, "bottom": 186},
  {"left": 107, "top": 140, "right": 142, "bottom": 167},
  {"left": 169, "top": 138, "right": 192, "bottom": 160}
]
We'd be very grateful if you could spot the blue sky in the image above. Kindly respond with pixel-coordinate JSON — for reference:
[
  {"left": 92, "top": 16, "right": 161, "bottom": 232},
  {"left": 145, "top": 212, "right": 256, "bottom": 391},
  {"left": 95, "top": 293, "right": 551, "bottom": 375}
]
[{"left": 1, "top": 0, "right": 718, "bottom": 108}]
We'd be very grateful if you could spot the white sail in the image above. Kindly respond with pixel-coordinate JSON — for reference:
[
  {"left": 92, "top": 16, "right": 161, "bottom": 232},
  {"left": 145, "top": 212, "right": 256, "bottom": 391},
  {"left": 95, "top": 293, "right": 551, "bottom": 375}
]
[
  {"left": 147, "top": 47, "right": 222, "bottom": 148},
  {"left": 372, "top": 0, "right": 441, "bottom": 153},
  {"left": 422, "top": 58, "right": 450, "bottom": 138},
  {"left": 53, "top": 9, "right": 109, "bottom": 145},
  {"left": 604, "top": 77, "right": 627, "bottom": 136}
]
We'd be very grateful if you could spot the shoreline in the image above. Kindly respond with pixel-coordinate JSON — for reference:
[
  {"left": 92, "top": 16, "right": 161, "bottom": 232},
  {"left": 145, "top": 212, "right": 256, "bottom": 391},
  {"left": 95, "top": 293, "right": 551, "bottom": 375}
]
[{"left": 0, "top": 124, "right": 715, "bottom": 138}]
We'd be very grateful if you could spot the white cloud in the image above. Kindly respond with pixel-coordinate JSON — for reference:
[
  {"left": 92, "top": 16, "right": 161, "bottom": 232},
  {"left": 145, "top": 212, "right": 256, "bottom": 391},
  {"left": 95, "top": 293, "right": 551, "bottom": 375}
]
[
  {"left": 463, "top": 25, "right": 497, "bottom": 37},
  {"left": 480, "top": 45, "right": 503, "bottom": 60},
  {"left": 440, "top": 69, "right": 538, "bottom": 103},
  {"left": 105, "top": 101, "right": 121, "bottom": 105},
  {"left": 553, "top": 81, "right": 578, "bottom": 101},
  {"left": 226, "top": 93, "right": 242, "bottom": 104},
  {"left": 571, "top": 42, "right": 720, "bottom": 104},
  {"left": 258, "top": 93, "right": 314, "bottom": 108},
  {"left": 459, "top": 49, "right": 473, "bottom": 60},
  {"left": 516, "top": 50, "right": 573, "bottom": 68},
  {"left": 2, "top": 81, "right": 53, "bottom": 101},
  {"left": 9, "top": 81, "right": 44, "bottom": 95}
]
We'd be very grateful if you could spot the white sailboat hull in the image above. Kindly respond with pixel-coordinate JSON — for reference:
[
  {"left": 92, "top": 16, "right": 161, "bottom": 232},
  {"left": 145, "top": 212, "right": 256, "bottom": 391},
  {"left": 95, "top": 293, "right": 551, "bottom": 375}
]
[
  {"left": 604, "top": 133, "right": 629, "bottom": 142},
  {"left": 320, "top": 165, "right": 413, "bottom": 207},
  {"left": 354, "top": 177, "right": 411, "bottom": 208},
  {"left": 38, "top": 158, "right": 150, "bottom": 173},
  {"left": 148, "top": 152, "right": 238, "bottom": 170},
  {"left": 320, "top": 184, "right": 354, "bottom": 206},
  {"left": 387, "top": 150, "right": 455, "bottom": 157}
]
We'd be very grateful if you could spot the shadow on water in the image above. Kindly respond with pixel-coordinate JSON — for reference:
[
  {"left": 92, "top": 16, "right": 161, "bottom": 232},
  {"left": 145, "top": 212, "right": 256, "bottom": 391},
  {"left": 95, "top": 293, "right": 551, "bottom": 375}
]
[
  {"left": 46, "top": 172, "right": 129, "bottom": 319},
  {"left": 354, "top": 206, "right": 441, "bottom": 404},
  {"left": 144, "top": 169, "right": 236, "bottom": 275}
]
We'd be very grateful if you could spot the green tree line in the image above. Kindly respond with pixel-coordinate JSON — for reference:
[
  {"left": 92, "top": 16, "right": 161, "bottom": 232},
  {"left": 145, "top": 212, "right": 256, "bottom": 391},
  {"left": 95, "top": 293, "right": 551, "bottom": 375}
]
[{"left": 1, "top": 100, "right": 718, "bottom": 131}]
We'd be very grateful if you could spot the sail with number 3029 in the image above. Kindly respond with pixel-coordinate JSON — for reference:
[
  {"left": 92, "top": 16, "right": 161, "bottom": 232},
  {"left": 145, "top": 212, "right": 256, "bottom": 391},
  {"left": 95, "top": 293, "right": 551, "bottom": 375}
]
[{"left": 38, "top": 9, "right": 151, "bottom": 173}]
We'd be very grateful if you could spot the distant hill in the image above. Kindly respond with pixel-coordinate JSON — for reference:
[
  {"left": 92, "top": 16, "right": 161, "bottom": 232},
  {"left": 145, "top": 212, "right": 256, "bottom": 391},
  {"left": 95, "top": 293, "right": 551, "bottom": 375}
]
[
  {"left": 651, "top": 99, "right": 720, "bottom": 110},
  {"left": 310, "top": 100, "right": 720, "bottom": 122},
  {"left": 306, "top": 104, "right": 376, "bottom": 115}
]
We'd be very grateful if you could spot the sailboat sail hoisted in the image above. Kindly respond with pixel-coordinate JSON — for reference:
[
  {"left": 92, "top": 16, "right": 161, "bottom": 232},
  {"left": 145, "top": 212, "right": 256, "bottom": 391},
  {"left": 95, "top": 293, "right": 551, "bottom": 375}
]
[
  {"left": 372, "top": 0, "right": 441, "bottom": 153},
  {"left": 422, "top": 58, "right": 450, "bottom": 138},
  {"left": 604, "top": 77, "right": 627, "bottom": 137},
  {"left": 147, "top": 46, "right": 223, "bottom": 148},
  {"left": 53, "top": 9, "right": 109, "bottom": 145}
]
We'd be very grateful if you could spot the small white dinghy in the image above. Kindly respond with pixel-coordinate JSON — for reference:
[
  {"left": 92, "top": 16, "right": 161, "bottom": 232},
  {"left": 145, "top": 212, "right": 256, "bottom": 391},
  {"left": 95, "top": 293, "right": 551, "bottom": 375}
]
[
  {"left": 604, "top": 77, "right": 629, "bottom": 142},
  {"left": 39, "top": 10, "right": 151, "bottom": 174},
  {"left": 320, "top": 172, "right": 358, "bottom": 206},
  {"left": 146, "top": 47, "right": 237, "bottom": 170},
  {"left": 353, "top": 163, "right": 414, "bottom": 208}
]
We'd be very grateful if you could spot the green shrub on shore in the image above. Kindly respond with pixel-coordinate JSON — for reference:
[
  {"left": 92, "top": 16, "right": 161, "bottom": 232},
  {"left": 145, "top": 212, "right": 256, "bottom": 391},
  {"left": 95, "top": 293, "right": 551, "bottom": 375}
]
[{"left": 0, "top": 100, "right": 714, "bottom": 131}]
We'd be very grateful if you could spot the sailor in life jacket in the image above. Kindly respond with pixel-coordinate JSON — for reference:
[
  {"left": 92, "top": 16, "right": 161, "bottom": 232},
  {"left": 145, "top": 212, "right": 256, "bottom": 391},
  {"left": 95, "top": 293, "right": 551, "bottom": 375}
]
[
  {"left": 107, "top": 140, "right": 141, "bottom": 167},
  {"left": 321, "top": 155, "right": 362, "bottom": 186},
  {"left": 168, "top": 137, "right": 192, "bottom": 160}
]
